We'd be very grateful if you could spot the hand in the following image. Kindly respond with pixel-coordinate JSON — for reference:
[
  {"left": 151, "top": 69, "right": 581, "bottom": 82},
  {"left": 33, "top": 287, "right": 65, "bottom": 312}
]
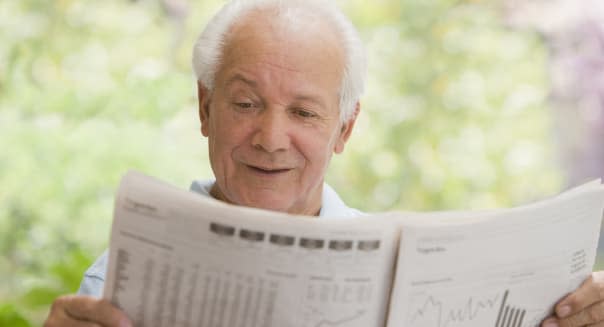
[
  {"left": 44, "top": 295, "right": 132, "bottom": 327},
  {"left": 541, "top": 271, "right": 604, "bottom": 327}
]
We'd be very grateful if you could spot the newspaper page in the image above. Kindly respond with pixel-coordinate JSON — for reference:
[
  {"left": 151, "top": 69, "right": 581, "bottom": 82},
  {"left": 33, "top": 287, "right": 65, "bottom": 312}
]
[
  {"left": 386, "top": 181, "right": 604, "bottom": 327},
  {"left": 102, "top": 171, "right": 401, "bottom": 327}
]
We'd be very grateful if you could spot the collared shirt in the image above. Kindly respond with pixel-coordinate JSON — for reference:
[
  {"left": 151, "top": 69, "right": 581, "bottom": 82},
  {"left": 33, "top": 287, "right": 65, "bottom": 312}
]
[{"left": 77, "top": 179, "right": 360, "bottom": 297}]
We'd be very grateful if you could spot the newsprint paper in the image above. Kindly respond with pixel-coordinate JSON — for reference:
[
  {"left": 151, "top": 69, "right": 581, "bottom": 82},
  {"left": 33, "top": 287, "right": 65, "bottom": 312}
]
[{"left": 103, "top": 171, "right": 604, "bottom": 327}]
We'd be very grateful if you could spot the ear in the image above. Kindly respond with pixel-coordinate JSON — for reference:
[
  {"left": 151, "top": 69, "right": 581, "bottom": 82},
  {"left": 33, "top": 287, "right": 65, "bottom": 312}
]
[
  {"left": 334, "top": 102, "right": 361, "bottom": 154},
  {"left": 197, "top": 81, "right": 211, "bottom": 137}
]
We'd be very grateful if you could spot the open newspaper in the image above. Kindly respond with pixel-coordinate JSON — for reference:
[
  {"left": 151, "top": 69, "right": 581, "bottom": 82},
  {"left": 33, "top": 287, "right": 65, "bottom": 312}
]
[{"left": 103, "top": 171, "right": 604, "bottom": 327}]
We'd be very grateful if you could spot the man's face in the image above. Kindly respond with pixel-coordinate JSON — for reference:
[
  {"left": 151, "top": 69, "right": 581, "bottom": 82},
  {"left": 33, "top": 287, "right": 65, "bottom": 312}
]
[{"left": 197, "top": 16, "right": 358, "bottom": 215}]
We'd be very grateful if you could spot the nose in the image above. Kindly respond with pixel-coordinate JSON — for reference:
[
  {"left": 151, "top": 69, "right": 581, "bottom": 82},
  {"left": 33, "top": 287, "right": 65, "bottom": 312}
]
[{"left": 251, "top": 109, "right": 290, "bottom": 153}]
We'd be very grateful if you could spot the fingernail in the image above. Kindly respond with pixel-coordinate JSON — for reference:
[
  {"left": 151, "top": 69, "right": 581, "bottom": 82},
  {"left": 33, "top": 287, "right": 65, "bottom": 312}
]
[
  {"left": 557, "top": 305, "right": 571, "bottom": 318},
  {"left": 120, "top": 318, "right": 133, "bottom": 327},
  {"left": 543, "top": 321, "right": 559, "bottom": 327}
]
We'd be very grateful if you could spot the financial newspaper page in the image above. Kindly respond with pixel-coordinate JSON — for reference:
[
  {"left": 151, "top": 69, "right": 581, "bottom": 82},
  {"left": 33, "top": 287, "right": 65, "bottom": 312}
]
[
  {"left": 103, "top": 171, "right": 400, "bottom": 327},
  {"left": 387, "top": 182, "right": 604, "bottom": 327}
]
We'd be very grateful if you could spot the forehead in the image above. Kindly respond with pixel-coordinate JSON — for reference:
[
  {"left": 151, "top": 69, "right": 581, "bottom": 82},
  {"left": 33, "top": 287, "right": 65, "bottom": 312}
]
[{"left": 216, "top": 9, "right": 346, "bottom": 93}]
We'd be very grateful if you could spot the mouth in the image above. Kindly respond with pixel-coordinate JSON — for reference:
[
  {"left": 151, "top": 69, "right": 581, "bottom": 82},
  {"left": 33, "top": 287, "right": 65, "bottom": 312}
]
[{"left": 247, "top": 165, "right": 292, "bottom": 175}]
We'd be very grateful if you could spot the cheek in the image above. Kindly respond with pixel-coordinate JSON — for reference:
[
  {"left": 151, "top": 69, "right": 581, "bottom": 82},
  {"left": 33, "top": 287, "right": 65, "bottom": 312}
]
[
  {"left": 208, "top": 116, "right": 234, "bottom": 168},
  {"left": 210, "top": 116, "right": 253, "bottom": 163},
  {"left": 297, "top": 130, "right": 338, "bottom": 167}
]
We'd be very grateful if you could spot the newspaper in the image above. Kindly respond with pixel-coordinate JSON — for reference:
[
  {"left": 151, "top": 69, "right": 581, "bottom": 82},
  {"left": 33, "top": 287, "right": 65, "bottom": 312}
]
[{"left": 103, "top": 171, "right": 604, "bottom": 327}]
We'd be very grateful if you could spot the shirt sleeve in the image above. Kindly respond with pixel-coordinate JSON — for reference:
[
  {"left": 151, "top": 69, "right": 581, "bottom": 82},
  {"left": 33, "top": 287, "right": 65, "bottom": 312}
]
[{"left": 77, "top": 250, "right": 108, "bottom": 298}]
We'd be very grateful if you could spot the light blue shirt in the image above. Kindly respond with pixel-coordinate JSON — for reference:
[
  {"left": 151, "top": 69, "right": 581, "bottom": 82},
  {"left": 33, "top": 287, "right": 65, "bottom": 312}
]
[{"left": 77, "top": 179, "right": 360, "bottom": 297}]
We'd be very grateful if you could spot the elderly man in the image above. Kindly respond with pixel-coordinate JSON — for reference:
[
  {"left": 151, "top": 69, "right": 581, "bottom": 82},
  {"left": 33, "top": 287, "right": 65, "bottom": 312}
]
[{"left": 45, "top": 1, "right": 604, "bottom": 327}]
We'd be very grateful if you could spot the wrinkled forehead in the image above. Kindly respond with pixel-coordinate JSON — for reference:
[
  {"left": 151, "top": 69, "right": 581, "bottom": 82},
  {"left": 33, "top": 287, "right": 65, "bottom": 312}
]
[{"left": 219, "top": 6, "right": 346, "bottom": 77}]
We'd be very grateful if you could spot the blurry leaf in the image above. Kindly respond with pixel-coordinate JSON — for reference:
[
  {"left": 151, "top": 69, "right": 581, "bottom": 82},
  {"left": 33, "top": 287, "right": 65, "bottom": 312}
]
[
  {"left": 0, "top": 304, "right": 32, "bottom": 327},
  {"left": 20, "top": 287, "right": 61, "bottom": 309},
  {"left": 49, "top": 247, "right": 94, "bottom": 292}
]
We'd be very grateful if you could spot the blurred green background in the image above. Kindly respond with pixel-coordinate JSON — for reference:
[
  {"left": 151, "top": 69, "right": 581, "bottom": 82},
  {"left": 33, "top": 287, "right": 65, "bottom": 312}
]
[{"left": 2, "top": 0, "right": 603, "bottom": 325}]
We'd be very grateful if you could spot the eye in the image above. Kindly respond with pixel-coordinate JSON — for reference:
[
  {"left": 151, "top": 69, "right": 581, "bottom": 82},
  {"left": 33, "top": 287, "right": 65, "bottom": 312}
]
[
  {"left": 232, "top": 101, "right": 258, "bottom": 112},
  {"left": 235, "top": 102, "right": 254, "bottom": 109},
  {"left": 293, "top": 108, "right": 317, "bottom": 119}
]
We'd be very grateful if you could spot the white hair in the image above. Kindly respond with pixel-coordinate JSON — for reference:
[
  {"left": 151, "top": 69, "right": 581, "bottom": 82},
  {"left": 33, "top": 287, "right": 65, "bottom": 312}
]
[{"left": 192, "top": 0, "right": 367, "bottom": 122}]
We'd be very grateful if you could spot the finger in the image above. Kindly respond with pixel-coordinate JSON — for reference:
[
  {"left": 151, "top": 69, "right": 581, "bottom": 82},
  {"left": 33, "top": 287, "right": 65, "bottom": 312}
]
[
  {"left": 556, "top": 272, "right": 604, "bottom": 319},
  {"left": 47, "top": 315, "right": 101, "bottom": 327},
  {"left": 60, "top": 295, "right": 132, "bottom": 327},
  {"left": 541, "top": 316, "right": 558, "bottom": 327},
  {"left": 45, "top": 298, "right": 102, "bottom": 327},
  {"left": 558, "top": 300, "right": 604, "bottom": 327}
]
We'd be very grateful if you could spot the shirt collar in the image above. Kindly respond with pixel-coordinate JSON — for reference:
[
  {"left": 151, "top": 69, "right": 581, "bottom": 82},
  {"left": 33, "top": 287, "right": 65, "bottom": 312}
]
[{"left": 189, "top": 179, "right": 359, "bottom": 218}]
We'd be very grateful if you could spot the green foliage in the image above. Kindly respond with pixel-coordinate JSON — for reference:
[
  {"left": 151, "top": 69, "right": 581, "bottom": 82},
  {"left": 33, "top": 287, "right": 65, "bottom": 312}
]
[
  {"left": 20, "top": 248, "right": 92, "bottom": 309},
  {"left": 331, "top": 0, "right": 560, "bottom": 211},
  {"left": 0, "top": 304, "right": 32, "bottom": 327},
  {"left": 1, "top": 0, "right": 562, "bottom": 325}
]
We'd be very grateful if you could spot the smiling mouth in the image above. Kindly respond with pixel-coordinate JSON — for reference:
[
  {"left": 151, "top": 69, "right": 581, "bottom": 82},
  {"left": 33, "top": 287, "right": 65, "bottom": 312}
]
[{"left": 247, "top": 165, "right": 291, "bottom": 174}]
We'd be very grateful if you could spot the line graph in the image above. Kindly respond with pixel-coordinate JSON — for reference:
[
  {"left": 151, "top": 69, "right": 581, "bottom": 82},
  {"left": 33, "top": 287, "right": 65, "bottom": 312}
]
[
  {"left": 410, "top": 292, "right": 501, "bottom": 327},
  {"left": 311, "top": 309, "right": 366, "bottom": 327},
  {"left": 409, "top": 289, "right": 529, "bottom": 327}
]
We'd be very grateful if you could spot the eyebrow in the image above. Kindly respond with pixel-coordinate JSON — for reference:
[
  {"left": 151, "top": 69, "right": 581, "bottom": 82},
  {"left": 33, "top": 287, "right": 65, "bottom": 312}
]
[
  {"left": 292, "top": 94, "right": 326, "bottom": 108},
  {"left": 225, "top": 74, "right": 257, "bottom": 88},
  {"left": 224, "top": 73, "right": 328, "bottom": 107}
]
